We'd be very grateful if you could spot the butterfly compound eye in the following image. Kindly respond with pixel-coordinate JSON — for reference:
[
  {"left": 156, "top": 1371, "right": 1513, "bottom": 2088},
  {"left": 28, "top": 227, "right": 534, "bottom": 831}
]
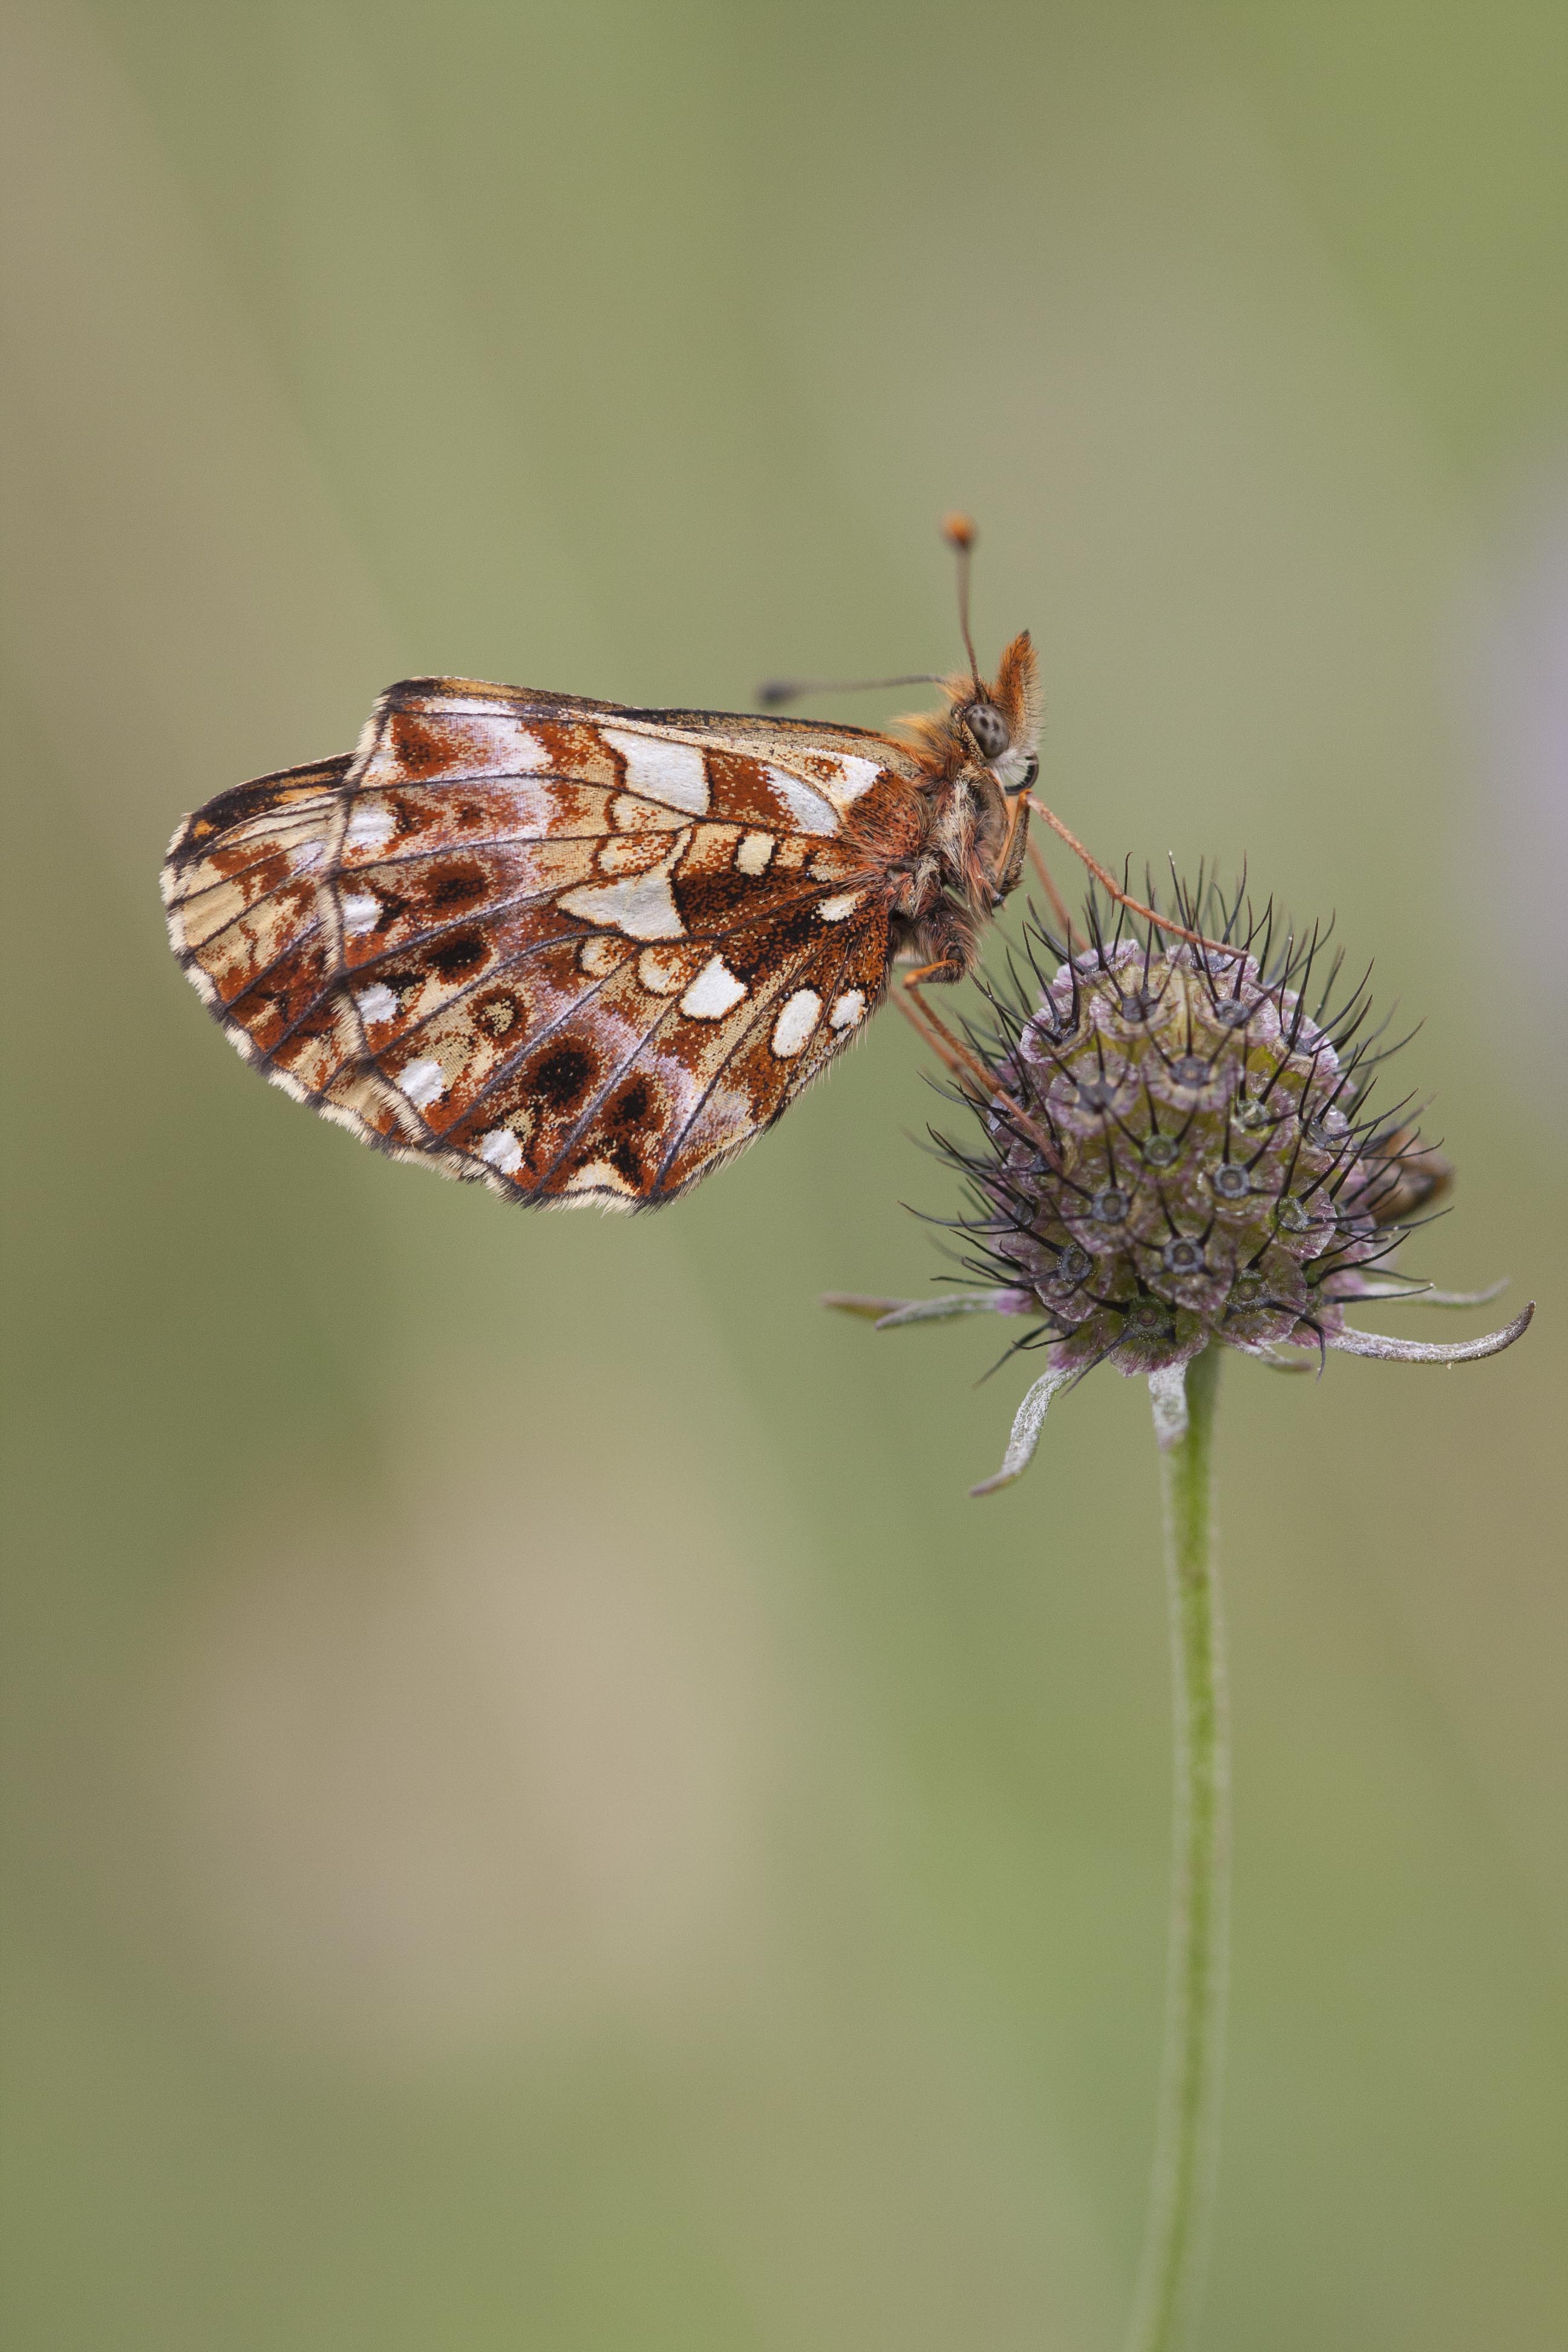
[{"left": 963, "top": 701, "right": 1010, "bottom": 762}]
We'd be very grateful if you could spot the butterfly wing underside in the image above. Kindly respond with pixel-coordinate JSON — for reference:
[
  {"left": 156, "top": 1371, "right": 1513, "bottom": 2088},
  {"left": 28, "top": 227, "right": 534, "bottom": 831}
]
[{"left": 162, "top": 678, "right": 924, "bottom": 1206}]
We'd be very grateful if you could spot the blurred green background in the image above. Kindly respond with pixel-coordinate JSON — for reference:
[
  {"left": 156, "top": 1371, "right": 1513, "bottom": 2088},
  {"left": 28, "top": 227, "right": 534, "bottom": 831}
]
[{"left": 4, "top": 2, "right": 1566, "bottom": 2345}]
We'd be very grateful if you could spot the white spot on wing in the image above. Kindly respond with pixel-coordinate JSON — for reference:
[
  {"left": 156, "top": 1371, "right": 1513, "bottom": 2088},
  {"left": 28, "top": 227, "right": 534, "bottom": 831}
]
[
  {"left": 557, "top": 867, "right": 686, "bottom": 941},
  {"left": 771, "top": 988, "right": 821, "bottom": 1058},
  {"left": 356, "top": 981, "right": 399, "bottom": 1024},
  {"left": 681, "top": 956, "right": 748, "bottom": 1020},
  {"left": 817, "top": 890, "right": 863, "bottom": 923},
  {"left": 763, "top": 766, "right": 838, "bottom": 835},
  {"left": 812, "top": 752, "right": 884, "bottom": 808},
  {"left": 477, "top": 1126, "right": 523, "bottom": 1175},
  {"left": 398, "top": 1057, "right": 445, "bottom": 1109},
  {"left": 341, "top": 890, "right": 379, "bottom": 933},
  {"left": 602, "top": 728, "right": 710, "bottom": 815},
  {"left": 830, "top": 988, "right": 866, "bottom": 1030},
  {"left": 511, "top": 727, "right": 553, "bottom": 774},
  {"left": 735, "top": 830, "right": 774, "bottom": 875},
  {"left": 345, "top": 797, "right": 396, "bottom": 854}
]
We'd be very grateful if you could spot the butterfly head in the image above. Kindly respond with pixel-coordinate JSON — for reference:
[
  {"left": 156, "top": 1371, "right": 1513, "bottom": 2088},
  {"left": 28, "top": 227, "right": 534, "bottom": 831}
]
[
  {"left": 950, "top": 630, "right": 1041, "bottom": 796},
  {"left": 932, "top": 515, "right": 1042, "bottom": 795}
]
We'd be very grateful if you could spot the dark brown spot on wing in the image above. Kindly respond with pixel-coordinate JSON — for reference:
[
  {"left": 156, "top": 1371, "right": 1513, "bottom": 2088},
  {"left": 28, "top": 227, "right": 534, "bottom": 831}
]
[
  {"left": 426, "top": 930, "right": 489, "bottom": 981},
  {"left": 606, "top": 1138, "right": 641, "bottom": 1185},
  {"left": 422, "top": 860, "right": 489, "bottom": 912},
  {"left": 532, "top": 1044, "right": 595, "bottom": 1111},
  {"left": 612, "top": 1077, "right": 652, "bottom": 1127}
]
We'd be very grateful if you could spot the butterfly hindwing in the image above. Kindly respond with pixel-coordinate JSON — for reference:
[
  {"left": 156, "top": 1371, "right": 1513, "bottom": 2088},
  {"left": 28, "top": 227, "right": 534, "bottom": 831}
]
[{"left": 163, "top": 677, "right": 913, "bottom": 1206}]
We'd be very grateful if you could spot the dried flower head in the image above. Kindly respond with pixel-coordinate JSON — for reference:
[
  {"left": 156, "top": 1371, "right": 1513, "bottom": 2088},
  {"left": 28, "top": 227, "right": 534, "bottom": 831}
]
[
  {"left": 953, "top": 890, "right": 1451, "bottom": 1374},
  {"left": 828, "top": 877, "right": 1532, "bottom": 1492}
]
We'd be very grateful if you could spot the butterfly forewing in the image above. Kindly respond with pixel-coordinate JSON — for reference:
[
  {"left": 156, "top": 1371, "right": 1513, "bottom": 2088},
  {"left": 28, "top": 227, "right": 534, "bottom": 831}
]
[{"left": 163, "top": 678, "right": 916, "bottom": 1207}]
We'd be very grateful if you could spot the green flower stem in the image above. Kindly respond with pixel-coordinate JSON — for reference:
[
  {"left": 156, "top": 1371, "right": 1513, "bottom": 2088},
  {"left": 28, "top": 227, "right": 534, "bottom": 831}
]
[{"left": 1128, "top": 1344, "right": 1229, "bottom": 2352}]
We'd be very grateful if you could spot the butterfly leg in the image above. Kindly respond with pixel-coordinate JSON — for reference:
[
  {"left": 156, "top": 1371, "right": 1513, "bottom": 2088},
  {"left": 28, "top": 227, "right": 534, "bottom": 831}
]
[
  {"left": 896, "top": 975, "right": 1060, "bottom": 1162},
  {"left": 991, "top": 788, "right": 1032, "bottom": 902},
  {"left": 893, "top": 904, "right": 988, "bottom": 1072},
  {"left": 895, "top": 965, "right": 974, "bottom": 1069},
  {"left": 894, "top": 886, "right": 973, "bottom": 1059},
  {"left": 898, "top": 957, "right": 1005, "bottom": 1083}
]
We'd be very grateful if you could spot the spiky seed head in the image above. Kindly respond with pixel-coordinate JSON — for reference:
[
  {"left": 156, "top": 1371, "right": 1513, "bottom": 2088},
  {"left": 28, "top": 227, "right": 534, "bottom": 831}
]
[{"left": 943, "top": 901, "right": 1451, "bottom": 1377}]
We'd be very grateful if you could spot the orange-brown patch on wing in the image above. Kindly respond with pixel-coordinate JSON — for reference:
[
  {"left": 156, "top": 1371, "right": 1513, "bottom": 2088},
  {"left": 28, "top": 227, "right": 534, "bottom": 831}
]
[
  {"left": 367, "top": 708, "right": 606, "bottom": 792},
  {"left": 347, "top": 891, "right": 604, "bottom": 1042},
  {"left": 655, "top": 1018, "right": 796, "bottom": 1198},
  {"left": 337, "top": 841, "right": 592, "bottom": 964},
  {"left": 356, "top": 701, "right": 611, "bottom": 793},
  {"left": 178, "top": 878, "right": 322, "bottom": 1009},
  {"left": 341, "top": 779, "right": 614, "bottom": 865},
  {"left": 697, "top": 749, "right": 825, "bottom": 834},
  {"left": 532, "top": 720, "right": 621, "bottom": 789},
  {"left": 267, "top": 991, "right": 362, "bottom": 1099},
  {"left": 220, "top": 933, "right": 336, "bottom": 1057},
  {"left": 368, "top": 708, "right": 504, "bottom": 785}
]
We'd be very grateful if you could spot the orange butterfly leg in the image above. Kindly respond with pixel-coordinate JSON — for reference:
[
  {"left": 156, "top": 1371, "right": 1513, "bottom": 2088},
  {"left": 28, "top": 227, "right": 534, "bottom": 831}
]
[{"left": 894, "top": 972, "right": 1062, "bottom": 1163}]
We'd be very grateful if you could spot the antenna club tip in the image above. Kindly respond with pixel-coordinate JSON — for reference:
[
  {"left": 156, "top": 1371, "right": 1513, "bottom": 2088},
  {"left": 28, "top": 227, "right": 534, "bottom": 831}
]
[{"left": 942, "top": 511, "right": 977, "bottom": 551}]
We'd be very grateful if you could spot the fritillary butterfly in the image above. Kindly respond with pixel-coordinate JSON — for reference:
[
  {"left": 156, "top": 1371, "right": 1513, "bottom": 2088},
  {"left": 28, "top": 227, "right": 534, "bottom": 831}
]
[{"left": 162, "top": 552, "right": 1042, "bottom": 1209}]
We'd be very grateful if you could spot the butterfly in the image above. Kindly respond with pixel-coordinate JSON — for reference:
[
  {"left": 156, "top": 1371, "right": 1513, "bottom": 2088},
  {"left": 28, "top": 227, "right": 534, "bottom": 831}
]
[{"left": 162, "top": 529, "right": 1042, "bottom": 1210}]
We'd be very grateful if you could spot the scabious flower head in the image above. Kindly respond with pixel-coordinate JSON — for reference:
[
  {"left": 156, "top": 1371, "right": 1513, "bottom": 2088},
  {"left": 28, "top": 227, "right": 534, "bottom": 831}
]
[
  {"left": 941, "top": 886, "right": 1451, "bottom": 1377},
  {"left": 829, "top": 876, "right": 1530, "bottom": 1493}
]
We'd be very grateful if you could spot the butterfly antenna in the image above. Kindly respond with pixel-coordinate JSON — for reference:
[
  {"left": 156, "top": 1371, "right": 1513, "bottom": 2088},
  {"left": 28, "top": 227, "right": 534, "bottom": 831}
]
[
  {"left": 943, "top": 511, "right": 982, "bottom": 685},
  {"left": 760, "top": 514, "right": 981, "bottom": 707},
  {"left": 756, "top": 672, "right": 942, "bottom": 710}
]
